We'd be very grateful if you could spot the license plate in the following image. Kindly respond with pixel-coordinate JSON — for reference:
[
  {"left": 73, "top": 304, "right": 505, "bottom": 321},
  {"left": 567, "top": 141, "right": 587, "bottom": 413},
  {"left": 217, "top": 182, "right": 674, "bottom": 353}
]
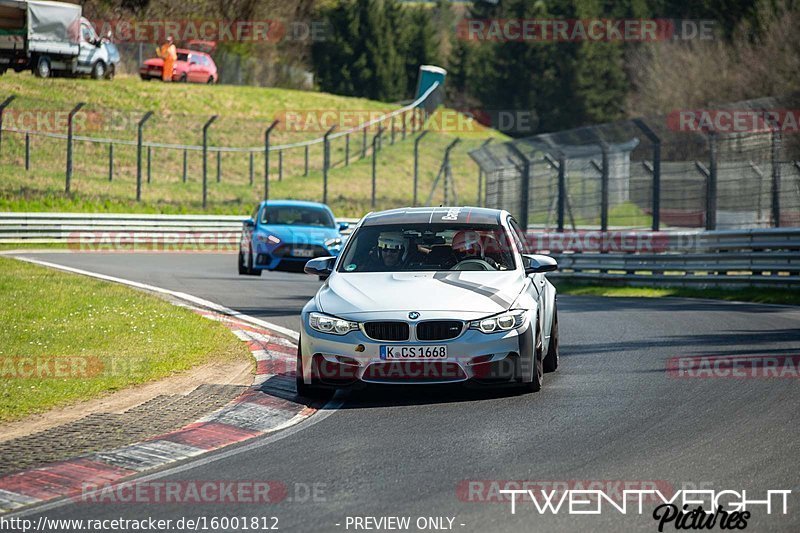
[
  {"left": 292, "top": 248, "right": 315, "bottom": 258},
  {"left": 380, "top": 345, "right": 448, "bottom": 360}
]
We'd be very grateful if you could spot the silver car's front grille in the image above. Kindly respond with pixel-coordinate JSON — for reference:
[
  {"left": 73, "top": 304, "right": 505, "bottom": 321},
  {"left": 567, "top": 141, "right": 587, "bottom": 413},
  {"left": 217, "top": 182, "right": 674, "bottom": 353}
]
[
  {"left": 416, "top": 320, "right": 464, "bottom": 341},
  {"left": 363, "top": 321, "right": 410, "bottom": 341}
]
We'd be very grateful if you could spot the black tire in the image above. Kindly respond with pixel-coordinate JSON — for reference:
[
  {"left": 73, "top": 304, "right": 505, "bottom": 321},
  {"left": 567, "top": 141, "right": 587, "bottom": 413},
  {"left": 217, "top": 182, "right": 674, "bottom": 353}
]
[
  {"left": 295, "top": 339, "right": 327, "bottom": 399},
  {"left": 247, "top": 251, "right": 261, "bottom": 277},
  {"left": 522, "top": 321, "right": 543, "bottom": 392},
  {"left": 543, "top": 304, "right": 559, "bottom": 373},
  {"left": 91, "top": 61, "right": 106, "bottom": 80},
  {"left": 207, "top": 76, "right": 214, "bottom": 84},
  {"left": 179, "top": 73, "right": 187, "bottom": 83},
  {"left": 238, "top": 250, "right": 248, "bottom": 275},
  {"left": 34, "top": 56, "right": 51, "bottom": 78},
  {"left": 105, "top": 64, "right": 115, "bottom": 80}
]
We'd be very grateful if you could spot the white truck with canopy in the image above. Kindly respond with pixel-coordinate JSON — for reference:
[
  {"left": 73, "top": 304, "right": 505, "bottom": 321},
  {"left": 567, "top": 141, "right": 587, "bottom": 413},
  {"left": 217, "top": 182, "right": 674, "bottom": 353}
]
[{"left": 0, "top": 0, "right": 119, "bottom": 79}]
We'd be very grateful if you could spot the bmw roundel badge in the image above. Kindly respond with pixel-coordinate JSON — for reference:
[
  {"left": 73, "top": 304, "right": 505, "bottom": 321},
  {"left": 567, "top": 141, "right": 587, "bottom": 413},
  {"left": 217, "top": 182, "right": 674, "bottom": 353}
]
[{"left": 408, "top": 312, "right": 420, "bottom": 320}]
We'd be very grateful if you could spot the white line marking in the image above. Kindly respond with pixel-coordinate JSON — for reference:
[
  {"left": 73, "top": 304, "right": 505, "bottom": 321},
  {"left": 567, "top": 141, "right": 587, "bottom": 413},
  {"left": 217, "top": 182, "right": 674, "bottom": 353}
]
[{"left": 11, "top": 256, "right": 299, "bottom": 340}]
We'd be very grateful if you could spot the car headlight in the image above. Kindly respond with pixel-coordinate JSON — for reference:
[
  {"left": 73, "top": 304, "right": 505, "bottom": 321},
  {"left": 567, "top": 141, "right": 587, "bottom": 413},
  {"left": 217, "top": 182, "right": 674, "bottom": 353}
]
[
  {"left": 256, "top": 233, "right": 281, "bottom": 244},
  {"left": 325, "top": 237, "right": 342, "bottom": 250},
  {"left": 469, "top": 309, "right": 526, "bottom": 333},
  {"left": 308, "top": 312, "right": 358, "bottom": 335}
]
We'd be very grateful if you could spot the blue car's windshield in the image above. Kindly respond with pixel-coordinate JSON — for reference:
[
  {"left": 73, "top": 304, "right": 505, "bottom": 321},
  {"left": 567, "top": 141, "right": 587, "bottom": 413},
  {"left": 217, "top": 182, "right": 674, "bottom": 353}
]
[{"left": 261, "top": 206, "right": 334, "bottom": 228}]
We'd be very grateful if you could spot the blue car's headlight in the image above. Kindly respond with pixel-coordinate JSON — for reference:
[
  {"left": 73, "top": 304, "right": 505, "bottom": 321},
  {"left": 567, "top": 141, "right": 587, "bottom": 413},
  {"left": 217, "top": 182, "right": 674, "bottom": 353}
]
[
  {"left": 309, "top": 312, "right": 358, "bottom": 335},
  {"left": 256, "top": 233, "right": 281, "bottom": 244},
  {"left": 324, "top": 237, "right": 342, "bottom": 250},
  {"left": 469, "top": 310, "right": 526, "bottom": 334}
]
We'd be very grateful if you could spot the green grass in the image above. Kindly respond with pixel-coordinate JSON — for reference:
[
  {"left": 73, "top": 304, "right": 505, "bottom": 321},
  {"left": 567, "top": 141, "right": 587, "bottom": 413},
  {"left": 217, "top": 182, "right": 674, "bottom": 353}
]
[
  {"left": 554, "top": 281, "right": 800, "bottom": 306},
  {"left": 0, "top": 256, "right": 251, "bottom": 422},
  {"left": 0, "top": 73, "right": 504, "bottom": 217}
]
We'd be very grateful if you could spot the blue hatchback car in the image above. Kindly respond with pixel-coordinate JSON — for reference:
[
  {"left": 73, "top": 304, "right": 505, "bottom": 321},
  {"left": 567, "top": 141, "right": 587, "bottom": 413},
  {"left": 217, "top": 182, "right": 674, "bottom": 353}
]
[{"left": 238, "top": 200, "right": 349, "bottom": 276}]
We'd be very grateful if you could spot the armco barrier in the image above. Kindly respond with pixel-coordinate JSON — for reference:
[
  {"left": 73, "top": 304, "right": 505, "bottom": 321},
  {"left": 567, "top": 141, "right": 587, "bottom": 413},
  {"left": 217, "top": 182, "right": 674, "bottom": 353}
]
[
  {"left": 532, "top": 228, "right": 800, "bottom": 287},
  {"left": 0, "top": 213, "right": 359, "bottom": 245}
]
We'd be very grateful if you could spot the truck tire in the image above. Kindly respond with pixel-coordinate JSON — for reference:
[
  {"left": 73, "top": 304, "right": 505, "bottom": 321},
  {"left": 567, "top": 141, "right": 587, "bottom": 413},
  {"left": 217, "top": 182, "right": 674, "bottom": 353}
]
[
  {"left": 34, "top": 56, "right": 51, "bottom": 78},
  {"left": 91, "top": 61, "right": 106, "bottom": 80}
]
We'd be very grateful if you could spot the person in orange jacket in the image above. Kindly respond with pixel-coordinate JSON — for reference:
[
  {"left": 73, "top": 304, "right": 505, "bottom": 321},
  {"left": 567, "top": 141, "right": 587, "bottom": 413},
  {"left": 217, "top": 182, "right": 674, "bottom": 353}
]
[{"left": 156, "top": 36, "right": 177, "bottom": 82}]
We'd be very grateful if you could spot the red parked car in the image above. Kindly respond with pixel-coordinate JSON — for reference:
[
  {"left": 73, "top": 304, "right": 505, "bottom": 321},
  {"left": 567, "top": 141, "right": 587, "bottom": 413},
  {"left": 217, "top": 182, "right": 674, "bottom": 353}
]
[{"left": 139, "top": 49, "right": 218, "bottom": 83}]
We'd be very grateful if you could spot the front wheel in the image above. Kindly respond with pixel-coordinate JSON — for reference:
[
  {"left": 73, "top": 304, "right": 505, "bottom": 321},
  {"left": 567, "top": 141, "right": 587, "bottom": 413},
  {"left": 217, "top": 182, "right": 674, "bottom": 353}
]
[
  {"left": 91, "top": 61, "right": 106, "bottom": 80},
  {"left": 238, "top": 250, "right": 248, "bottom": 275},
  {"left": 295, "top": 340, "right": 327, "bottom": 399},
  {"left": 522, "top": 322, "right": 543, "bottom": 392},
  {"left": 543, "top": 304, "right": 559, "bottom": 373},
  {"left": 105, "top": 64, "right": 115, "bottom": 80}
]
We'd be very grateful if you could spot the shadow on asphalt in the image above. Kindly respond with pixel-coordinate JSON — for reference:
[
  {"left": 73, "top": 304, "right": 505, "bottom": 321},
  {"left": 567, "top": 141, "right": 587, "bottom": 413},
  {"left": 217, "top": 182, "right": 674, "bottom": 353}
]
[
  {"left": 564, "top": 329, "right": 800, "bottom": 357},
  {"left": 330, "top": 382, "right": 534, "bottom": 409}
]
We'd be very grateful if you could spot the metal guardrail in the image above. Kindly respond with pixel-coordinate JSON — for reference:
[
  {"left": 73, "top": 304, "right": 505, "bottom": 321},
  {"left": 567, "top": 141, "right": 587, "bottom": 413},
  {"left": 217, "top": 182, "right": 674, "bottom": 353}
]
[
  {"left": 535, "top": 228, "right": 800, "bottom": 287},
  {"left": 3, "top": 214, "right": 797, "bottom": 286},
  {"left": 0, "top": 213, "right": 359, "bottom": 244}
]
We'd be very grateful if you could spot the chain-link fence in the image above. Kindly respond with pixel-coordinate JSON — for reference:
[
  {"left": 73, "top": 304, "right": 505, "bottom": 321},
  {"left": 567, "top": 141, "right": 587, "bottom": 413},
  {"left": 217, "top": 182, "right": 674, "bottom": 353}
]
[{"left": 470, "top": 93, "right": 800, "bottom": 230}]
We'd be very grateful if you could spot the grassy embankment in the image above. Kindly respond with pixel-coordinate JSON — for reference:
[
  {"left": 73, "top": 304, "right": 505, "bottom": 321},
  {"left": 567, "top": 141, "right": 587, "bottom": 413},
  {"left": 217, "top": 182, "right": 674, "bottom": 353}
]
[{"left": 0, "top": 257, "right": 251, "bottom": 422}]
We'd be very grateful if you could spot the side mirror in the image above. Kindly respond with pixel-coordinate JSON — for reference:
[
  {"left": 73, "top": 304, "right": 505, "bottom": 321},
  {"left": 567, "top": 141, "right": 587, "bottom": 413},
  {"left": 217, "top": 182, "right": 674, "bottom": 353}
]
[
  {"left": 304, "top": 256, "right": 336, "bottom": 279},
  {"left": 243, "top": 218, "right": 255, "bottom": 228},
  {"left": 523, "top": 254, "right": 558, "bottom": 275},
  {"left": 338, "top": 221, "right": 350, "bottom": 232}
]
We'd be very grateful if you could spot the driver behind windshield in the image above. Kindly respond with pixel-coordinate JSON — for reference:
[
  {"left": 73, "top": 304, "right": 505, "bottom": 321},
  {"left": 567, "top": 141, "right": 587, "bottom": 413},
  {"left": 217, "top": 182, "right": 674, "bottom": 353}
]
[
  {"left": 367, "top": 233, "right": 409, "bottom": 270},
  {"left": 451, "top": 230, "right": 499, "bottom": 269}
]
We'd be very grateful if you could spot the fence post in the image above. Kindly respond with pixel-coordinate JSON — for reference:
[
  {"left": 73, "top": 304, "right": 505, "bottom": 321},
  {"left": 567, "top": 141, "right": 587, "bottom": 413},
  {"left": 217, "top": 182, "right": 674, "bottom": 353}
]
[
  {"left": 0, "top": 96, "right": 15, "bottom": 156},
  {"left": 108, "top": 143, "right": 113, "bottom": 181},
  {"left": 633, "top": 119, "right": 661, "bottom": 231},
  {"left": 263, "top": 120, "right": 279, "bottom": 201},
  {"left": 65, "top": 102, "right": 85, "bottom": 193},
  {"left": 402, "top": 110, "right": 407, "bottom": 140},
  {"left": 706, "top": 131, "right": 718, "bottom": 231},
  {"left": 771, "top": 125, "right": 782, "bottom": 227},
  {"left": 278, "top": 149, "right": 283, "bottom": 181},
  {"left": 216, "top": 150, "right": 222, "bottom": 183},
  {"left": 147, "top": 146, "right": 152, "bottom": 183},
  {"left": 202, "top": 115, "right": 218, "bottom": 209},
  {"left": 136, "top": 111, "right": 153, "bottom": 202},
  {"left": 557, "top": 153, "right": 566, "bottom": 232},
  {"left": 362, "top": 128, "right": 368, "bottom": 158},
  {"left": 600, "top": 143, "right": 609, "bottom": 232},
  {"left": 249, "top": 152, "right": 254, "bottom": 186},
  {"left": 371, "top": 126, "right": 384, "bottom": 209},
  {"left": 323, "top": 125, "right": 336, "bottom": 204},
  {"left": 25, "top": 132, "right": 30, "bottom": 171},
  {"left": 182, "top": 149, "right": 188, "bottom": 183},
  {"left": 304, "top": 144, "right": 309, "bottom": 176},
  {"left": 413, "top": 130, "right": 429, "bottom": 207},
  {"left": 345, "top": 133, "right": 350, "bottom": 166},
  {"left": 507, "top": 143, "right": 531, "bottom": 230},
  {"left": 391, "top": 116, "right": 396, "bottom": 145},
  {"left": 477, "top": 138, "right": 493, "bottom": 207}
]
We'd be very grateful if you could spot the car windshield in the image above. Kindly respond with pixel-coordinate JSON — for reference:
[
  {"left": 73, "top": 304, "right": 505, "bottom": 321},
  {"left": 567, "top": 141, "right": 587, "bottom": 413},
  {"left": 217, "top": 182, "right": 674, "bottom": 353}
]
[
  {"left": 337, "top": 223, "right": 517, "bottom": 272},
  {"left": 260, "top": 206, "right": 334, "bottom": 228}
]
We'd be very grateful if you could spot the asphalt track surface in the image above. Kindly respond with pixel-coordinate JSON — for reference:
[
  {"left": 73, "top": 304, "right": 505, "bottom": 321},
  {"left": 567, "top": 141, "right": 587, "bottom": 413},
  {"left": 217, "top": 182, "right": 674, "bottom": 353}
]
[{"left": 10, "top": 252, "right": 800, "bottom": 532}]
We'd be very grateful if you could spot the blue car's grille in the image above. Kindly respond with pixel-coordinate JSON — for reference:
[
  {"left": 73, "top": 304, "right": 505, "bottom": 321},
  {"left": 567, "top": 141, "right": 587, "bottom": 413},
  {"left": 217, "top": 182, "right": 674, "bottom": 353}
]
[{"left": 272, "top": 244, "right": 328, "bottom": 258}]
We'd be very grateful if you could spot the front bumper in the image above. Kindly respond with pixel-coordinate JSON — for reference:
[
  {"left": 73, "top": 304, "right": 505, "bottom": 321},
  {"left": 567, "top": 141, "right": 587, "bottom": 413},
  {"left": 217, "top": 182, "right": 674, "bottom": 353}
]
[{"left": 300, "top": 319, "right": 531, "bottom": 386}]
